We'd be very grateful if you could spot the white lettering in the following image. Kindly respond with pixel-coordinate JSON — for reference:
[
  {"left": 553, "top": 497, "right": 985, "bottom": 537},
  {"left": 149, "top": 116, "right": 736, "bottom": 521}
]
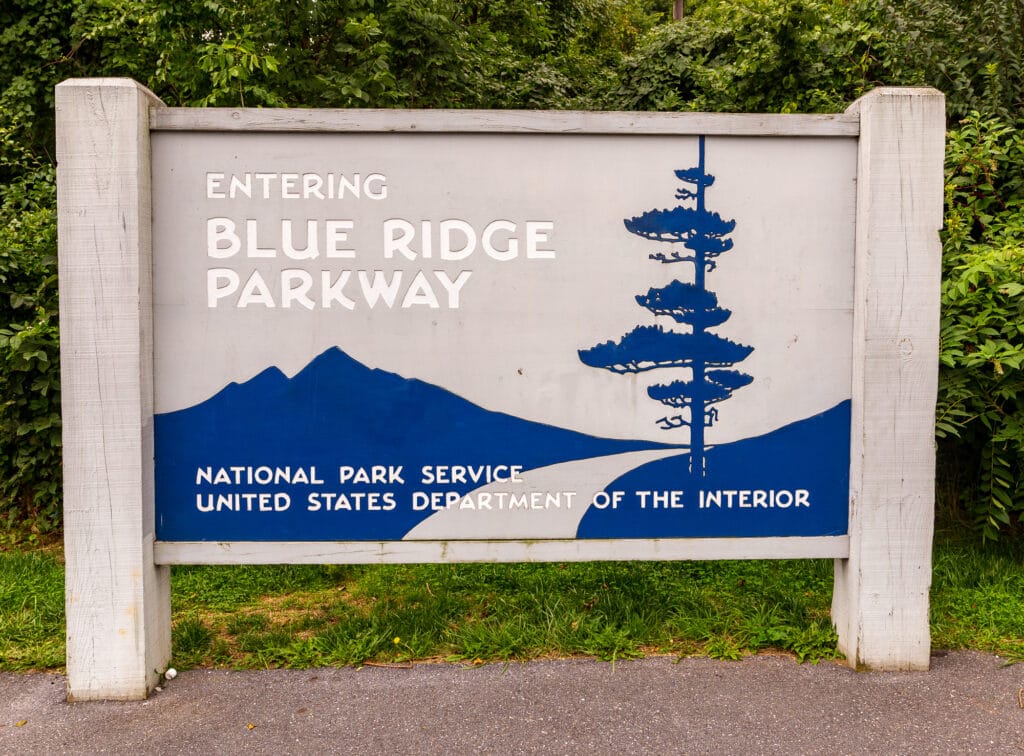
[
  {"left": 482, "top": 220, "right": 518, "bottom": 261},
  {"left": 364, "top": 173, "right": 388, "bottom": 200},
  {"left": 433, "top": 270, "right": 472, "bottom": 308},
  {"left": 302, "top": 173, "right": 324, "bottom": 199},
  {"left": 245, "top": 219, "right": 276, "bottom": 258},
  {"left": 281, "top": 173, "right": 300, "bottom": 199},
  {"left": 401, "top": 270, "right": 440, "bottom": 309},
  {"left": 383, "top": 219, "right": 417, "bottom": 260},
  {"left": 207, "top": 268, "right": 240, "bottom": 307},
  {"left": 237, "top": 270, "right": 276, "bottom": 307},
  {"left": 325, "top": 220, "right": 355, "bottom": 258},
  {"left": 206, "top": 173, "right": 226, "bottom": 198},
  {"left": 280, "top": 269, "right": 315, "bottom": 309},
  {"left": 440, "top": 219, "right": 476, "bottom": 261},
  {"left": 526, "top": 221, "right": 555, "bottom": 259},
  {"left": 229, "top": 174, "right": 252, "bottom": 198},
  {"left": 282, "top": 219, "right": 319, "bottom": 260},
  {"left": 207, "top": 218, "right": 241, "bottom": 258},
  {"left": 359, "top": 270, "right": 402, "bottom": 308},
  {"left": 321, "top": 271, "right": 355, "bottom": 309}
]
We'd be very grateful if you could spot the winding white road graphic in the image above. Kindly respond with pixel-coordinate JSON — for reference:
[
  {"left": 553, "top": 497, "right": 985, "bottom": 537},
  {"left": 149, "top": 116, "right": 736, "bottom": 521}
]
[{"left": 403, "top": 448, "right": 684, "bottom": 540}]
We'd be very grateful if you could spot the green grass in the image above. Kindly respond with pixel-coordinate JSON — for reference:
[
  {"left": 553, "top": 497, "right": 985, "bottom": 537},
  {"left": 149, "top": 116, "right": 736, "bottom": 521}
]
[
  {"left": 930, "top": 526, "right": 1024, "bottom": 662},
  {"left": 2, "top": 531, "right": 1022, "bottom": 671},
  {"left": 164, "top": 558, "right": 840, "bottom": 668},
  {"left": 0, "top": 547, "right": 64, "bottom": 670}
]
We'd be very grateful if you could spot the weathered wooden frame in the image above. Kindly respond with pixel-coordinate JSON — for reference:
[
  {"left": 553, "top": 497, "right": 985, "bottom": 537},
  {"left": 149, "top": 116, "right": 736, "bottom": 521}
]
[{"left": 56, "top": 79, "right": 944, "bottom": 699}]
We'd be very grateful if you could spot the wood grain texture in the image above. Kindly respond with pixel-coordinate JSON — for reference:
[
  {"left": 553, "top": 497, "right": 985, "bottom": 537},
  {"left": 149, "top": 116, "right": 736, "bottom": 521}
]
[
  {"left": 154, "top": 537, "right": 849, "bottom": 564},
  {"left": 832, "top": 88, "right": 945, "bottom": 671},
  {"left": 57, "top": 79, "right": 170, "bottom": 700},
  {"left": 150, "top": 107, "right": 860, "bottom": 136}
]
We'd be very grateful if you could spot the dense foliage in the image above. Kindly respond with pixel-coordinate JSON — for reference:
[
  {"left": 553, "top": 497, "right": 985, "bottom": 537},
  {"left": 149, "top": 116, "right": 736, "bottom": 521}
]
[
  {"left": 1, "top": 0, "right": 1022, "bottom": 540},
  {"left": 937, "top": 117, "right": 1024, "bottom": 540}
]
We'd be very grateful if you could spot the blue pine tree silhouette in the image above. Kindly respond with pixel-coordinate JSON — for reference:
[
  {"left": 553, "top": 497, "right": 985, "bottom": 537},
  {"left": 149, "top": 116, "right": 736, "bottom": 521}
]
[{"left": 579, "top": 136, "right": 753, "bottom": 478}]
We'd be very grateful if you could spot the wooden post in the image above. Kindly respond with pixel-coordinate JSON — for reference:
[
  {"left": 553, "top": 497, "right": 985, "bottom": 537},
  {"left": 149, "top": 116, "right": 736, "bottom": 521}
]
[
  {"left": 832, "top": 88, "right": 945, "bottom": 670},
  {"left": 56, "top": 79, "right": 170, "bottom": 700}
]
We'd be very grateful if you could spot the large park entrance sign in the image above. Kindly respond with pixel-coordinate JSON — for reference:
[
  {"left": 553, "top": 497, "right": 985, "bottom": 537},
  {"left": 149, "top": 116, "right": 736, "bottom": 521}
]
[{"left": 56, "top": 80, "right": 944, "bottom": 699}]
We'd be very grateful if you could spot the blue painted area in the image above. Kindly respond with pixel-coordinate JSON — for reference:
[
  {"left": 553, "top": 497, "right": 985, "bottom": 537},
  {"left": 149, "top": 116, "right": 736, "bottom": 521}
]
[
  {"left": 580, "top": 325, "right": 753, "bottom": 374},
  {"left": 576, "top": 401, "right": 851, "bottom": 539},
  {"left": 579, "top": 136, "right": 751, "bottom": 478},
  {"left": 624, "top": 205, "right": 736, "bottom": 255},
  {"left": 155, "top": 347, "right": 675, "bottom": 541}
]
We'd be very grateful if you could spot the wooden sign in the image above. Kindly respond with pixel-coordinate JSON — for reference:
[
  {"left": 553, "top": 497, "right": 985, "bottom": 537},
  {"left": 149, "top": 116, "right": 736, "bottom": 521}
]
[{"left": 56, "top": 79, "right": 944, "bottom": 699}]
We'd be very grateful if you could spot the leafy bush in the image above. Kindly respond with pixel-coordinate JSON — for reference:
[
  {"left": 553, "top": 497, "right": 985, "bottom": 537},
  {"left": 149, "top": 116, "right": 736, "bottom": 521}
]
[
  {"left": 606, "top": 1, "right": 888, "bottom": 112},
  {"left": 603, "top": 0, "right": 914, "bottom": 112},
  {"left": 0, "top": 60, "right": 61, "bottom": 536},
  {"left": 604, "top": 0, "right": 1023, "bottom": 120},
  {"left": 0, "top": 206, "right": 60, "bottom": 537},
  {"left": 937, "top": 114, "right": 1024, "bottom": 541},
  {"left": 1, "top": 0, "right": 1024, "bottom": 541},
  {"left": 883, "top": 0, "right": 1024, "bottom": 122}
]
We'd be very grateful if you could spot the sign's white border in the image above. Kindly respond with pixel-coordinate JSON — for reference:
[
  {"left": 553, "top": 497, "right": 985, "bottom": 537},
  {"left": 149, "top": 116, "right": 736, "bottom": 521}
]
[{"left": 56, "top": 79, "right": 944, "bottom": 699}]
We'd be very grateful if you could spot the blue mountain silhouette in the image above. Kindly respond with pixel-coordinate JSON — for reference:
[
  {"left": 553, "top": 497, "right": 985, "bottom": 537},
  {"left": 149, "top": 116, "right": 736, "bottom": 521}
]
[{"left": 155, "top": 347, "right": 677, "bottom": 541}]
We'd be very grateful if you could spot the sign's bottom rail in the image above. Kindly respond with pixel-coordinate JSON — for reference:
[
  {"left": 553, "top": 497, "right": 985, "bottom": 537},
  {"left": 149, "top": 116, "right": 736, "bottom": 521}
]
[{"left": 154, "top": 536, "right": 850, "bottom": 565}]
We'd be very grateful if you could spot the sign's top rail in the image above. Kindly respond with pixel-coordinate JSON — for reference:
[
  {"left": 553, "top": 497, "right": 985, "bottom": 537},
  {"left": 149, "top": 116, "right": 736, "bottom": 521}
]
[{"left": 150, "top": 107, "right": 860, "bottom": 137}]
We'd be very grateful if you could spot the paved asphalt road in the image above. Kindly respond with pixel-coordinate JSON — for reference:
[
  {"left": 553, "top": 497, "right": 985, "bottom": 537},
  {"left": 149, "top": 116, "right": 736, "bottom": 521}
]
[{"left": 2, "top": 652, "right": 1023, "bottom": 754}]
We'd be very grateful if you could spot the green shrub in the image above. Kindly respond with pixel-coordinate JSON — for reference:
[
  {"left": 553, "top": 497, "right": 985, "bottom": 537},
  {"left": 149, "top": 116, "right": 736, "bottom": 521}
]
[
  {"left": 883, "top": 0, "right": 1024, "bottom": 122},
  {"left": 603, "top": 0, "right": 914, "bottom": 113},
  {"left": 1, "top": 0, "right": 1023, "bottom": 542},
  {"left": 937, "top": 114, "right": 1024, "bottom": 541},
  {"left": 0, "top": 100, "right": 61, "bottom": 537},
  {"left": 604, "top": 0, "right": 1024, "bottom": 120},
  {"left": 0, "top": 210, "right": 60, "bottom": 537}
]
